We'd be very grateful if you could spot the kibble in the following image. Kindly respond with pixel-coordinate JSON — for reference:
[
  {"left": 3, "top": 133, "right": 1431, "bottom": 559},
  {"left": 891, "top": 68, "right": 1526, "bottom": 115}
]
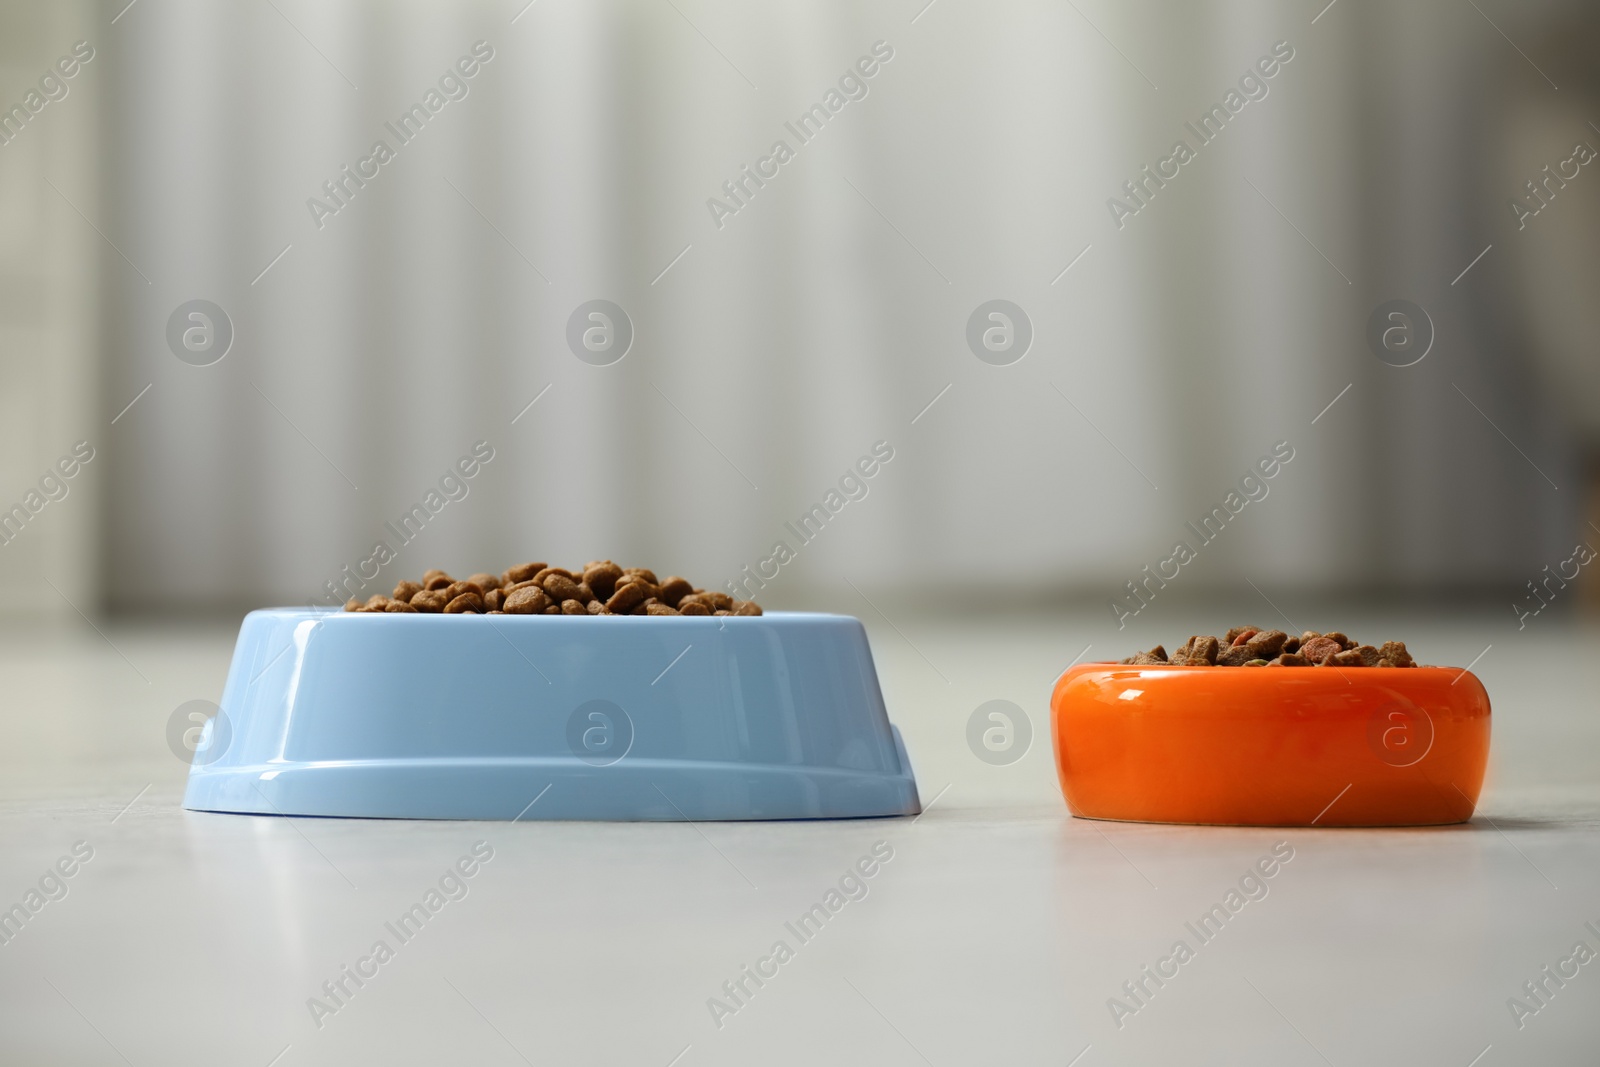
[
  {"left": 409, "top": 589, "right": 448, "bottom": 612},
  {"left": 443, "top": 581, "right": 482, "bottom": 602},
  {"left": 502, "top": 561, "right": 545, "bottom": 585},
  {"left": 342, "top": 561, "right": 763, "bottom": 617},
  {"left": 1120, "top": 627, "right": 1419, "bottom": 668},
  {"left": 658, "top": 577, "right": 694, "bottom": 606},
  {"left": 544, "top": 574, "right": 588, "bottom": 603},
  {"left": 443, "top": 591, "right": 484, "bottom": 614},
  {"left": 583, "top": 561, "right": 623, "bottom": 600},
  {"left": 605, "top": 582, "right": 646, "bottom": 614}
]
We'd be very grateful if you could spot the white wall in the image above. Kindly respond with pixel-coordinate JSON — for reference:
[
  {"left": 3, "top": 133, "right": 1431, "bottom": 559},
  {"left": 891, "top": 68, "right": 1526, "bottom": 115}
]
[
  {"left": 0, "top": 2, "right": 99, "bottom": 619},
  {"left": 5, "top": 0, "right": 1588, "bottom": 614}
]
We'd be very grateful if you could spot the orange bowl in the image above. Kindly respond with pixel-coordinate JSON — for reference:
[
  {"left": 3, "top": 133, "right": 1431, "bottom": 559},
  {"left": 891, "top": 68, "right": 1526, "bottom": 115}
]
[{"left": 1050, "top": 663, "right": 1491, "bottom": 826}]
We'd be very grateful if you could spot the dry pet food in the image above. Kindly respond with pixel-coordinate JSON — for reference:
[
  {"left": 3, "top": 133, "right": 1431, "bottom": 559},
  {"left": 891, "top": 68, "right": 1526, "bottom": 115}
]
[
  {"left": 343, "top": 561, "right": 762, "bottom": 617},
  {"left": 1120, "top": 627, "right": 1417, "bottom": 668}
]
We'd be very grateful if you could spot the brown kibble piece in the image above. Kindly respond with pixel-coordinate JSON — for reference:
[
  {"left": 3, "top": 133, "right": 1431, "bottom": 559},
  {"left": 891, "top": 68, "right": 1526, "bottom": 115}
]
[
  {"left": 409, "top": 589, "right": 447, "bottom": 613},
  {"left": 543, "top": 574, "right": 587, "bottom": 603},
  {"left": 730, "top": 600, "right": 762, "bottom": 616},
  {"left": 444, "top": 581, "right": 484, "bottom": 602},
  {"left": 616, "top": 574, "right": 661, "bottom": 599},
  {"left": 344, "top": 598, "right": 363, "bottom": 612},
  {"left": 1379, "top": 641, "right": 1414, "bottom": 667},
  {"left": 715, "top": 609, "right": 731, "bottom": 616},
  {"left": 545, "top": 605, "right": 561, "bottom": 614},
  {"left": 365, "top": 595, "right": 389, "bottom": 610},
  {"left": 586, "top": 599, "right": 605, "bottom": 614},
  {"left": 561, "top": 599, "right": 587, "bottom": 615},
  {"left": 704, "top": 592, "right": 733, "bottom": 611},
  {"left": 1329, "top": 649, "right": 1365, "bottom": 667},
  {"left": 1216, "top": 643, "right": 1257, "bottom": 667},
  {"left": 503, "top": 562, "right": 546, "bottom": 585},
  {"left": 425, "top": 575, "right": 454, "bottom": 591},
  {"left": 645, "top": 601, "right": 680, "bottom": 615},
  {"left": 422, "top": 569, "right": 450, "bottom": 584},
  {"left": 392, "top": 580, "right": 422, "bottom": 603},
  {"left": 467, "top": 573, "right": 502, "bottom": 592},
  {"left": 583, "top": 562, "right": 623, "bottom": 600},
  {"left": 606, "top": 583, "right": 646, "bottom": 613},
  {"left": 1299, "top": 636, "right": 1342, "bottom": 664},
  {"left": 1283, "top": 635, "right": 1301, "bottom": 653},
  {"left": 623, "top": 567, "right": 658, "bottom": 584},
  {"left": 1271, "top": 652, "right": 1311, "bottom": 666},
  {"left": 503, "top": 586, "right": 549, "bottom": 614},
  {"left": 1353, "top": 644, "right": 1383, "bottom": 667},
  {"left": 1323, "top": 632, "right": 1352, "bottom": 650},
  {"left": 1244, "top": 629, "right": 1288, "bottom": 660},
  {"left": 678, "top": 600, "right": 711, "bottom": 616},
  {"left": 483, "top": 588, "right": 505, "bottom": 611},
  {"left": 384, "top": 599, "right": 418, "bottom": 613},
  {"left": 657, "top": 577, "right": 694, "bottom": 607},
  {"left": 444, "top": 592, "right": 484, "bottom": 614},
  {"left": 532, "top": 567, "right": 577, "bottom": 586}
]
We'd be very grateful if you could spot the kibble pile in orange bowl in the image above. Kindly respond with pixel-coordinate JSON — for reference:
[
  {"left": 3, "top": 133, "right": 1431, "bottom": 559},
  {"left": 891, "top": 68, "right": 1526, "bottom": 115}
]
[{"left": 1121, "top": 626, "right": 1418, "bottom": 668}]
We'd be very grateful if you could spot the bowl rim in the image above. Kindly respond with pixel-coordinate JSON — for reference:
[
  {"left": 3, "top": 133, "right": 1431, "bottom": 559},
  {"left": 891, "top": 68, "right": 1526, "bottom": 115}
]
[{"left": 1051, "top": 661, "right": 1488, "bottom": 703}]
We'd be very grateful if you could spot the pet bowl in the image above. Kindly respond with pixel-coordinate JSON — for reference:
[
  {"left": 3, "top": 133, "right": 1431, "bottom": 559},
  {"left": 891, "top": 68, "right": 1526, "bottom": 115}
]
[
  {"left": 1050, "top": 663, "right": 1490, "bottom": 826},
  {"left": 184, "top": 609, "right": 920, "bottom": 821}
]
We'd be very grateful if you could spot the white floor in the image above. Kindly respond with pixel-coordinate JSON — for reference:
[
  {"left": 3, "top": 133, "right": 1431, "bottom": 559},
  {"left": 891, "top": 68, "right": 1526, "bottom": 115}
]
[{"left": 1, "top": 604, "right": 1597, "bottom": 1066}]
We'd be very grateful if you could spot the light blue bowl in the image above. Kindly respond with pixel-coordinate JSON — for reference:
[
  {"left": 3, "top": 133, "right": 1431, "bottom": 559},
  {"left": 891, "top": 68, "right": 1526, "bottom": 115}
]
[{"left": 183, "top": 609, "right": 920, "bottom": 821}]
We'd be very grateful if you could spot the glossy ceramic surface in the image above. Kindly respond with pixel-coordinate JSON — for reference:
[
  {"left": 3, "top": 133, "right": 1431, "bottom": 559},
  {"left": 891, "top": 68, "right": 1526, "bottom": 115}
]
[{"left": 1051, "top": 663, "right": 1490, "bottom": 826}]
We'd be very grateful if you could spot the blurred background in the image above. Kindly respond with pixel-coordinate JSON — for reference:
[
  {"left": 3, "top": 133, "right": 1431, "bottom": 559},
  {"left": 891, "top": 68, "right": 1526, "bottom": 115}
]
[{"left": 3, "top": 0, "right": 1597, "bottom": 620}]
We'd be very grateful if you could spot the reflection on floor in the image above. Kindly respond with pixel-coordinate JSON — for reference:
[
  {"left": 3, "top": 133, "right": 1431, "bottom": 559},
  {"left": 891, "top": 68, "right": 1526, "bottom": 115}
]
[{"left": 0, "top": 605, "right": 1595, "bottom": 1065}]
